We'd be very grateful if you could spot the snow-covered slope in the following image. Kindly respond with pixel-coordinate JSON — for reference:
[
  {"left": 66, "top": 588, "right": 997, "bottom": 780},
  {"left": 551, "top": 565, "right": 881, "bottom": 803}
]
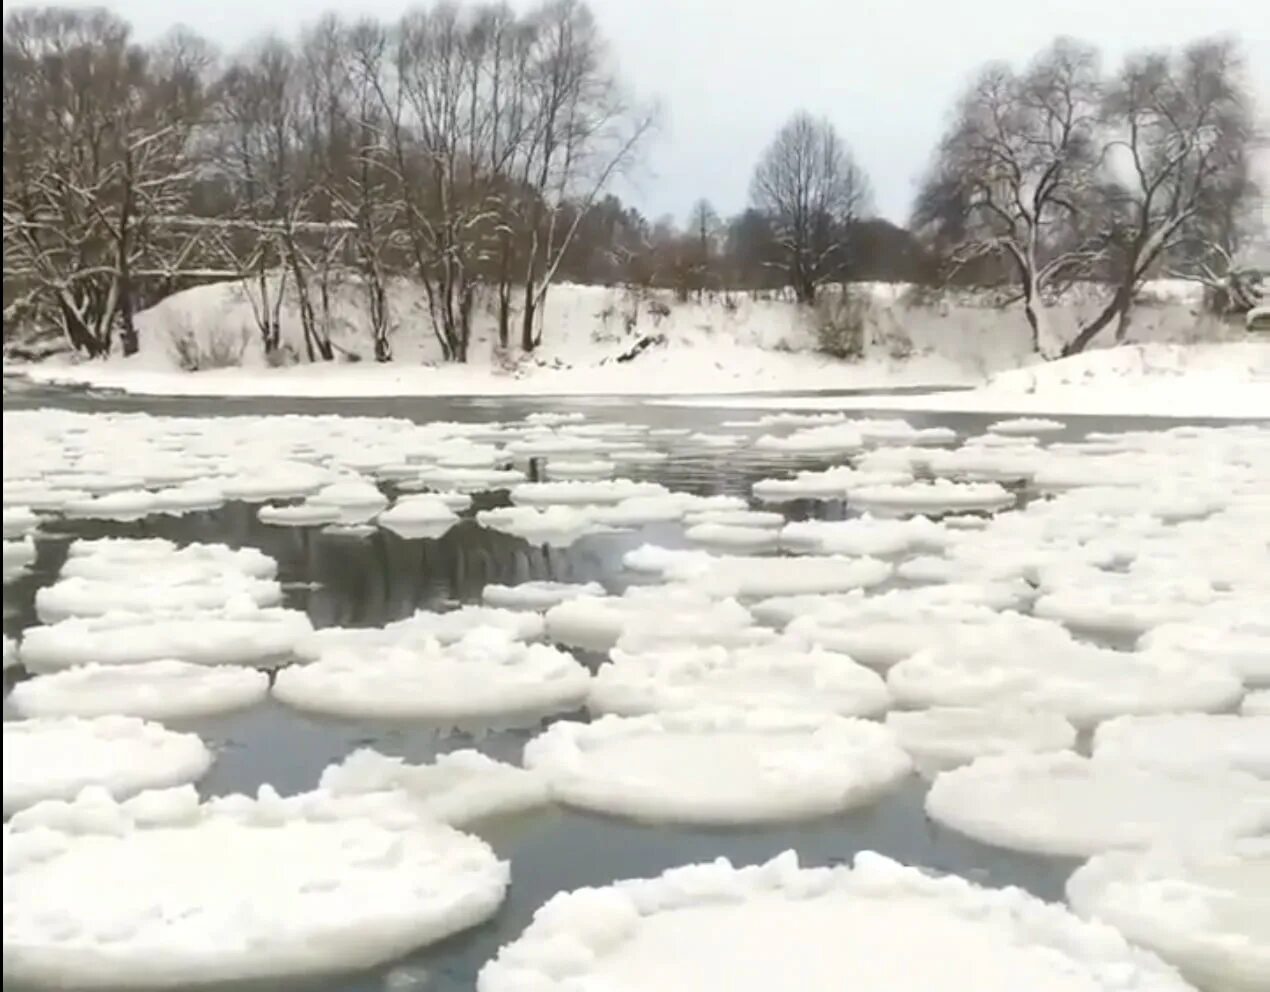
[{"left": 9, "top": 277, "right": 1247, "bottom": 400}]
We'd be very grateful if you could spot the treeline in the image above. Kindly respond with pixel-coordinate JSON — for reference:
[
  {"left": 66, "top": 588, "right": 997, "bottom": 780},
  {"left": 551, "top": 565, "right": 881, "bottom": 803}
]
[{"left": 1, "top": 4, "right": 1262, "bottom": 363}]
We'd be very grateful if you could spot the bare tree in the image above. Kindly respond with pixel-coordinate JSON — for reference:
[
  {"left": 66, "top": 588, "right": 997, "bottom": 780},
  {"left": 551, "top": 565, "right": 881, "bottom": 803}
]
[
  {"left": 750, "top": 112, "right": 871, "bottom": 304},
  {"left": 1062, "top": 37, "right": 1254, "bottom": 354},
  {"left": 913, "top": 38, "right": 1103, "bottom": 352},
  {"left": 686, "top": 197, "right": 718, "bottom": 298}
]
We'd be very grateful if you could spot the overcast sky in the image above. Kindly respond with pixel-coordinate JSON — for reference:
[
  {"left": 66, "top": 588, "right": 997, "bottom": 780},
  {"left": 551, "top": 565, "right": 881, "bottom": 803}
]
[{"left": 68, "top": 0, "right": 1270, "bottom": 225}]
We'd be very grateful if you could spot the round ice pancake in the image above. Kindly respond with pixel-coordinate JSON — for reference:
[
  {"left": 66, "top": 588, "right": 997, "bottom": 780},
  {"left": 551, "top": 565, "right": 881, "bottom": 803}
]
[
  {"left": 523, "top": 709, "right": 912, "bottom": 824},
  {"left": 926, "top": 751, "right": 1270, "bottom": 857},
  {"left": 9, "top": 660, "right": 269, "bottom": 720},
  {"left": 885, "top": 707, "right": 1077, "bottom": 775},
  {"left": 479, "top": 850, "right": 1193, "bottom": 992},
  {"left": 589, "top": 642, "right": 890, "bottom": 718},
  {"left": 481, "top": 580, "right": 605, "bottom": 611},
  {"left": 1066, "top": 840, "right": 1270, "bottom": 992},
  {"left": 887, "top": 623, "right": 1243, "bottom": 727},
  {"left": 18, "top": 607, "right": 313, "bottom": 672},
  {"left": 275, "top": 630, "right": 589, "bottom": 721},
  {"left": 2, "top": 716, "right": 213, "bottom": 815},
  {"left": 1092, "top": 713, "right": 1270, "bottom": 778},
  {"left": 3, "top": 787, "right": 508, "bottom": 988}
]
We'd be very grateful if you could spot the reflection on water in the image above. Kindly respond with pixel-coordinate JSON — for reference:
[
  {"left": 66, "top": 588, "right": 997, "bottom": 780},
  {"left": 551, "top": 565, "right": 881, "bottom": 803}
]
[{"left": 2, "top": 385, "right": 1213, "bottom": 992}]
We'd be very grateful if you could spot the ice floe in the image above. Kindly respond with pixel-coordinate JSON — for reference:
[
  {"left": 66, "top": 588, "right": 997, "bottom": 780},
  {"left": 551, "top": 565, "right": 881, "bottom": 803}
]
[
  {"left": 623, "top": 545, "right": 893, "bottom": 597},
  {"left": 545, "top": 589, "right": 772, "bottom": 653},
  {"left": 1092, "top": 713, "right": 1270, "bottom": 778},
  {"left": 885, "top": 707, "right": 1077, "bottom": 776},
  {"left": 275, "top": 628, "right": 589, "bottom": 721},
  {"left": 481, "top": 580, "right": 605, "bottom": 610},
  {"left": 589, "top": 642, "right": 891, "bottom": 718},
  {"left": 926, "top": 751, "right": 1270, "bottom": 856},
  {"left": 9, "top": 660, "right": 269, "bottom": 720},
  {"left": 3, "top": 785, "right": 508, "bottom": 987},
  {"left": 524, "top": 708, "right": 911, "bottom": 823},
  {"left": 18, "top": 606, "right": 313, "bottom": 672},
  {"left": 478, "top": 849, "right": 1192, "bottom": 992},
  {"left": 1066, "top": 840, "right": 1270, "bottom": 992},
  {"left": 296, "top": 606, "right": 543, "bottom": 657},
  {"left": 3, "top": 716, "right": 213, "bottom": 815}
]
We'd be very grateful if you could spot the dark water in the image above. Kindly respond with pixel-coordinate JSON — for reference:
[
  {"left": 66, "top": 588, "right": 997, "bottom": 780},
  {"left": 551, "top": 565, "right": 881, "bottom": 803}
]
[{"left": 5, "top": 380, "right": 1245, "bottom": 992}]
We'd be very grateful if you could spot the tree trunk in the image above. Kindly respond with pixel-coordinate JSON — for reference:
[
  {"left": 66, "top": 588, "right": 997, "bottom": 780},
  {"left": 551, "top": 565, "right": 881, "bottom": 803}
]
[
  {"left": 520, "top": 280, "right": 537, "bottom": 352},
  {"left": 1059, "top": 287, "right": 1128, "bottom": 358}
]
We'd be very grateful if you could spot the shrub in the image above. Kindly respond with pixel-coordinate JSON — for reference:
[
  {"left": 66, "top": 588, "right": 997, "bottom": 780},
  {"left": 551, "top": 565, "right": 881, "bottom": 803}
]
[
  {"left": 813, "top": 292, "right": 868, "bottom": 361},
  {"left": 167, "top": 320, "right": 250, "bottom": 371}
]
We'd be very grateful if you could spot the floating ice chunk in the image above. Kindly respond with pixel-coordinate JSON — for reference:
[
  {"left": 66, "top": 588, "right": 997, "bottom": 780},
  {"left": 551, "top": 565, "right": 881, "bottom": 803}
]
[
  {"left": 308, "top": 479, "right": 389, "bottom": 517},
  {"left": 591, "top": 492, "right": 746, "bottom": 526},
  {"left": 546, "top": 590, "right": 770, "bottom": 654},
  {"left": 59, "top": 541, "right": 277, "bottom": 580},
  {"left": 9, "top": 660, "right": 269, "bottom": 720},
  {"left": 855, "top": 419, "right": 958, "bottom": 446},
  {"left": 1138, "top": 617, "right": 1270, "bottom": 684},
  {"left": 1244, "top": 690, "right": 1270, "bottom": 715},
  {"left": 590, "top": 642, "right": 890, "bottom": 718},
  {"left": 275, "top": 630, "right": 589, "bottom": 721},
  {"left": 780, "top": 514, "right": 948, "bottom": 556},
  {"left": 482, "top": 581, "right": 605, "bottom": 611},
  {"left": 297, "top": 607, "right": 543, "bottom": 658},
  {"left": 885, "top": 707, "right": 1077, "bottom": 776},
  {"left": 684, "top": 431, "right": 747, "bottom": 448},
  {"left": 377, "top": 495, "right": 460, "bottom": 539},
  {"left": 683, "top": 522, "right": 781, "bottom": 550},
  {"left": 784, "top": 594, "right": 1026, "bottom": 670},
  {"left": 1067, "top": 841, "right": 1270, "bottom": 992},
  {"left": 62, "top": 489, "right": 161, "bottom": 520},
  {"left": 987, "top": 417, "right": 1066, "bottom": 434},
  {"left": 623, "top": 544, "right": 892, "bottom": 597},
  {"left": 476, "top": 505, "right": 614, "bottom": 546},
  {"left": 926, "top": 752, "right": 1270, "bottom": 856},
  {"left": 526, "top": 410, "right": 586, "bottom": 425},
  {"left": 152, "top": 483, "right": 225, "bottom": 513},
  {"left": 544, "top": 459, "right": 616, "bottom": 479},
  {"left": 1034, "top": 577, "right": 1220, "bottom": 637},
  {"left": 258, "top": 502, "right": 343, "bottom": 526},
  {"left": 683, "top": 508, "right": 786, "bottom": 529},
  {"left": 887, "top": 622, "right": 1243, "bottom": 726},
  {"left": 609, "top": 448, "right": 668, "bottom": 464},
  {"left": 317, "top": 748, "right": 549, "bottom": 826},
  {"left": 485, "top": 848, "right": 1193, "bottom": 992},
  {"left": 508, "top": 434, "right": 608, "bottom": 457},
  {"left": 924, "top": 446, "right": 1041, "bottom": 483},
  {"left": 19, "top": 607, "right": 313, "bottom": 672},
  {"left": 753, "top": 466, "right": 912, "bottom": 502},
  {"left": 3, "top": 787, "right": 508, "bottom": 988},
  {"left": 510, "top": 479, "right": 668, "bottom": 506},
  {"left": 220, "top": 461, "right": 330, "bottom": 500},
  {"left": 523, "top": 709, "right": 911, "bottom": 824},
  {"left": 754, "top": 425, "right": 864, "bottom": 455},
  {"left": 1092, "top": 714, "right": 1270, "bottom": 778},
  {"left": 850, "top": 479, "right": 1015, "bottom": 514},
  {"left": 3, "top": 505, "right": 40, "bottom": 539},
  {"left": 2, "top": 716, "right": 213, "bottom": 815},
  {"left": 4, "top": 536, "right": 36, "bottom": 582},
  {"left": 36, "top": 574, "right": 283, "bottom": 622}
]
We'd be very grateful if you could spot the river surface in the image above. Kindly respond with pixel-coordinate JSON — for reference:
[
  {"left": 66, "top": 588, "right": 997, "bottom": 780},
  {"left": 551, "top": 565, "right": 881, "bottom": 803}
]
[{"left": 3, "top": 378, "right": 1249, "bottom": 992}]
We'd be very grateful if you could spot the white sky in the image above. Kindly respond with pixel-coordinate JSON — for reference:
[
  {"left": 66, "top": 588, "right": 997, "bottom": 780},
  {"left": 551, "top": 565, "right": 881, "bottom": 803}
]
[{"left": 58, "top": 0, "right": 1270, "bottom": 225}]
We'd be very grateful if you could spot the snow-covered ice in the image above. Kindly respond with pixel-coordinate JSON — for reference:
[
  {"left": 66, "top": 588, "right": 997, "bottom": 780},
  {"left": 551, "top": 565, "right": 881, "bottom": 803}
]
[
  {"left": 925, "top": 751, "right": 1270, "bottom": 856},
  {"left": 377, "top": 494, "right": 460, "bottom": 538},
  {"left": 988, "top": 417, "right": 1066, "bottom": 434},
  {"left": 18, "top": 607, "right": 313, "bottom": 672},
  {"left": 849, "top": 479, "right": 1015, "bottom": 514},
  {"left": 1066, "top": 840, "right": 1270, "bottom": 992},
  {"left": 481, "top": 580, "right": 605, "bottom": 611},
  {"left": 476, "top": 505, "right": 616, "bottom": 546},
  {"left": 622, "top": 545, "right": 893, "bottom": 598},
  {"left": 523, "top": 709, "right": 911, "bottom": 824},
  {"left": 3, "top": 786, "right": 509, "bottom": 988},
  {"left": 886, "top": 618, "right": 1243, "bottom": 726},
  {"left": 589, "top": 642, "right": 891, "bottom": 718},
  {"left": 258, "top": 502, "right": 343, "bottom": 526},
  {"left": 779, "top": 514, "right": 948, "bottom": 557},
  {"left": 3, "top": 505, "right": 40, "bottom": 539},
  {"left": 1092, "top": 714, "right": 1270, "bottom": 778},
  {"left": 884, "top": 707, "right": 1077, "bottom": 776},
  {"left": 545, "top": 589, "right": 772, "bottom": 654},
  {"left": 478, "top": 849, "right": 1194, "bottom": 992},
  {"left": 275, "top": 629, "right": 589, "bottom": 721},
  {"left": 683, "top": 522, "right": 782, "bottom": 550},
  {"left": 296, "top": 606, "right": 543, "bottom": 657},
  {"left": 9, "top": 660, "right": 269, "bottom": 721},
  {"left": 317, "top": 748, "right": 549, "bottom": 826},
  {"left": 510, "top": 479, "right": 668, "bottom": 506},
  {"left": 3, "top": 716, "right": 213, "bottom": 815},
  {"left": 752, "top": 465, "right": 912, "bottom": 501}
]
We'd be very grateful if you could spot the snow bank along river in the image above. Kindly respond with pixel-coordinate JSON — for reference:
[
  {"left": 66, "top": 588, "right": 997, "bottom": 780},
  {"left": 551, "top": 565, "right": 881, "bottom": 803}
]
[{"left": 3, "top": 385, "right": 1268, "bottom": 991}]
